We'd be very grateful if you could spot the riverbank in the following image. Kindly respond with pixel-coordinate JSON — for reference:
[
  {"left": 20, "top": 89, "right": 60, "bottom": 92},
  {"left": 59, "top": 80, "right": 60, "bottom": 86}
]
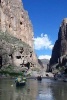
[{"left": 0, "top": 75, "right": 54, "bottom": 80}]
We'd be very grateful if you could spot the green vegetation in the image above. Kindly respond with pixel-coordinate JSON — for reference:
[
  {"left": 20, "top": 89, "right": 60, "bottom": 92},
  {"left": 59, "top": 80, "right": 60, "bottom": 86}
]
[
  {"left": 0, "top": 31, "right": 31, "bottom": 48},
  {"left": 0, "top": 65, "right": 24, "bottom": 77},
  {"left": 0, "top": 70, "right": 23, "bottom": 77},
  {"left": 58, "top": 66, "right": 65, "bottom": 72},
  {"left": 53, "top": 64, "right": 67, "bottom": 74},
  {"left": 4, "top": 65, "right": 14, "bottom": 72}
]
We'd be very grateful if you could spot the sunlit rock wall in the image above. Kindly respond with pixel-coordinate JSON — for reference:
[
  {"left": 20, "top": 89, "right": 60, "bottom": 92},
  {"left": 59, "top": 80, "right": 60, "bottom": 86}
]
[
  {"left": 0, "top": 0, "right": 34, "bottom": 47},
  {"left": 0, "top": 0, "right": 41, "bottom": 72}
]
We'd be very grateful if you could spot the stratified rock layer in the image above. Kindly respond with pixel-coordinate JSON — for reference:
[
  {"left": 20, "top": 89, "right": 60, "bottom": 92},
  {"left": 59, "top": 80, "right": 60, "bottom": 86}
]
[{"left": 50, "top": 18, "right": 67, "bottom": 66}]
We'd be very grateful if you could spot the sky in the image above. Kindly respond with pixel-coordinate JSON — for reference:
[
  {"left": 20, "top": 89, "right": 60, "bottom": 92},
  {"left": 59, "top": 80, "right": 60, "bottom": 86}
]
[{"left": 22, "top": 0, "right": 67, "bottom": 60}]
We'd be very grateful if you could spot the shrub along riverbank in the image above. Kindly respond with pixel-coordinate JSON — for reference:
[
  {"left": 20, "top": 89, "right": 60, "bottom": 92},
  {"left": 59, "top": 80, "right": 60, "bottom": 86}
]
[{"left": 0, "top": 70, "right": 24, "bottom": 77}]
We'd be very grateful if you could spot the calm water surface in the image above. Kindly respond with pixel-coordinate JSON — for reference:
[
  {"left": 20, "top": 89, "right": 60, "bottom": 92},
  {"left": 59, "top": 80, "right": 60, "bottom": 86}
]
[{"left": 0, "top": 78, "right": 67, "bottom": 100}]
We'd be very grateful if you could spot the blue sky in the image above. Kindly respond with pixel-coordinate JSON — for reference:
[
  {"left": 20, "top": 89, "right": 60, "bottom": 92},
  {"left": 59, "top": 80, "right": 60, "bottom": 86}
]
[{"left": 22, "top": 0, "right": 67, "bottom": 59}]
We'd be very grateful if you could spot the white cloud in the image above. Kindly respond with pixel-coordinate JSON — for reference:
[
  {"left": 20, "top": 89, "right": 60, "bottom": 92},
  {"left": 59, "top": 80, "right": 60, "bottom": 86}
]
[
  {"left": 38, "top": 55, "right": 51, "bottom": 60},
  {"left": 34, "top": 33, "right": 54, "bottom": 50}
]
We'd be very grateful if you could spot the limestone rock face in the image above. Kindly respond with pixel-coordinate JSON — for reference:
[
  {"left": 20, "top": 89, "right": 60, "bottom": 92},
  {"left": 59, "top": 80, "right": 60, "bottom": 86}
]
[
  {"left": 0, "top": 31, "right": 40, "bottom": 72},
  {"left": 0, "top": 0, "right": 33, "bottom": 47},
  {"left": 50, "top": 18, "right": 67, "bottom": 66},
  {"left": 0, "top": 0, "right": 40, "bottom": 72}
]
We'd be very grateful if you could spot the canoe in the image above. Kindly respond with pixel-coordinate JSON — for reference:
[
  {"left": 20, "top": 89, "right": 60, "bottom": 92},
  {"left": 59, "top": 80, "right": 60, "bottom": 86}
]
[
  {"left": 16, "top": 81, "right": 26, "bottom": 87},
  {"left": 15, "top": 77, "right": 26, "bottom": 87}
]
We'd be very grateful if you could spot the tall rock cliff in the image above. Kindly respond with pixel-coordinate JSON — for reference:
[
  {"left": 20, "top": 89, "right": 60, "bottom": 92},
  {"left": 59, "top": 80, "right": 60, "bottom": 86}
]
[
  {"left": 0, "top": 0, "right": 40, "bottom": 72},
  {"left": 0, "top": 0, "right": 33, "bottom": 47},
  {"left": 50, "top": 18, "right": 67, "bottom": 67}
]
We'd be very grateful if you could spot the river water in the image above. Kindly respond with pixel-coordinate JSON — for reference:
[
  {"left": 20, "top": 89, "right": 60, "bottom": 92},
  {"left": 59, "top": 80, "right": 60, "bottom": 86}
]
[{"left": 0, "top": 78, "right": 67, "bottom": 100}]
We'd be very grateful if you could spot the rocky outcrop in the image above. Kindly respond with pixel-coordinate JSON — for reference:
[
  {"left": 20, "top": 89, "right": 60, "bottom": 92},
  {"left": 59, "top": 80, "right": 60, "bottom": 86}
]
[
  {"left": 50, "top": 18, "right": 67, "bottom": 67},
  {"left": 0, "top": 0, "right": 41, "bottom": 72},
  {"left": 0, "top": 31, "right": 40, "bottom": 72}
]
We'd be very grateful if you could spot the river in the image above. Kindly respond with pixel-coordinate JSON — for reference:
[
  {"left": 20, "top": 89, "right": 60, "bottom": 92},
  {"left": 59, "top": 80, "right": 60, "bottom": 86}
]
[{"left": 0, "top": 78, "right": 67, "bottom": 100}]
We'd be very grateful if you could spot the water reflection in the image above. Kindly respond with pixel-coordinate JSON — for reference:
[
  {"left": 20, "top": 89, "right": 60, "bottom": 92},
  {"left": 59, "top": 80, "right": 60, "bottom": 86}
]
[
  {"left": 51, "top": 81, "right": 67, "bottom": 100},
  {"left": 0, "top": 78, "right": 67, "bottom": 100},
  {"left": 36, "top": 80, "right": 53, "bottom": 100},
  {"left": 15, "top": 79, "right": 38, "bottom": 100}
]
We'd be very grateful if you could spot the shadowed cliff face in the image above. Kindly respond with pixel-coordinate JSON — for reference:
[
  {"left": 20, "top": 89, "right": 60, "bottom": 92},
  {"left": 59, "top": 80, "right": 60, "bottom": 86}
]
[{"left": 50, "top": 18, "right": 67, "bottom": 66}]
